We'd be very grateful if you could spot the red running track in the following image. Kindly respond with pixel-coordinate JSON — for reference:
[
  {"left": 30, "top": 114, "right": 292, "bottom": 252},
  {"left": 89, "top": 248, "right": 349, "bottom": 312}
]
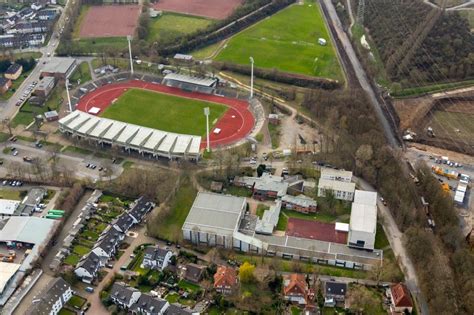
[{"left": 75, "top": 80, "right": 255, "bottom": 149}]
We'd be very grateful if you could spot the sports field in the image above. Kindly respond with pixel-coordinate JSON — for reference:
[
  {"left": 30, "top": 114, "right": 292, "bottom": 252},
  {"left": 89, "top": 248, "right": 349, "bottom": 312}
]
[
  {"left": 214, "top": 1, "right": 342, "bottom": 80},
  {"left": 100, "top": 89, "right": 228, "bottom": 136},
  {"left": 79, "top": 5, "right": 140, "bottom": 38},
  {"left": 147, "top": 13, "right": 213, "bottom": 43}
]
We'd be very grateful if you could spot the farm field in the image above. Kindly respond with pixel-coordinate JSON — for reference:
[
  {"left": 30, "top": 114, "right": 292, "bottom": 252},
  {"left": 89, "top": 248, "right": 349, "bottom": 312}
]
[
  {"left": 214, "top": 1, "right": 342, "bottom": 80},
  {"left": 147, "top": 13, "right": 213, "bottom": 43},
  {"left": 100, "top": 89, "right": 228, "bottom": 136}
]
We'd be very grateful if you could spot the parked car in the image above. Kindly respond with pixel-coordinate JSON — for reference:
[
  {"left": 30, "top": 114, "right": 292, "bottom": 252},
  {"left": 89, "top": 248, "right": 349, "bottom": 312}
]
[{"left": 85, "top": 287, "right": 94, "bottom": 293}]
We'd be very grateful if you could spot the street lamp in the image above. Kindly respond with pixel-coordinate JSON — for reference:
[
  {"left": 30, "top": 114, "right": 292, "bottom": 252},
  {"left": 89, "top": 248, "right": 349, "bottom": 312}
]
[
  {"left": 249, "top": 57, "right": 254, "bottom": 99},
  {"left": 204, "top": 107, "right": 210, "bottom": 152},
  {"left": 127, "top": 35, "right": 134, "bottom": 75}
]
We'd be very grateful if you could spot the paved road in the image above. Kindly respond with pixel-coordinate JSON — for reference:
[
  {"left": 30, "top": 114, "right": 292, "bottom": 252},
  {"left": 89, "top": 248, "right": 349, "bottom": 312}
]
[
  {"left": 320, "top": 0, "right": 400, "bottom": 148},
  {"left": 356, "top": 177, "right": 430, "bottom": 315},
  {"left": 0, "top": 141, "right": 123, "bottom": 181}
]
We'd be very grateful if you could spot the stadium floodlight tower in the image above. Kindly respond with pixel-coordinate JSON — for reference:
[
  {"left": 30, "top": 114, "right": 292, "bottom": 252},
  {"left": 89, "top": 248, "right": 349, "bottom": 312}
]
[
  {"left": 65, "top": 78, "right": 72, "bottom": 112},
  {"left": 249, "top": 56, "right": 254, "bottom": 99},
  {"left": 127, "top": 35, "right": 134, "bottom": 75},
  {"left": 204, "top": 107, "right": 210, "bottom": 152}
]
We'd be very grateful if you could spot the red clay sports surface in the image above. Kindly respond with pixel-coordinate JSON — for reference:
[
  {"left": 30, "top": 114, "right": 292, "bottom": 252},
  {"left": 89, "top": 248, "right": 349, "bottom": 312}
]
[
  {"left": 153, "top": 0, "right": 243, "bottom": 20},
  {"left": 75, "top": 80, "right": 254, "bottom": 149},
  {"left": 79, "top": 5, "right": 141, "bottom": 38},
  {"left": 286, "top": 218, "right": 348, "bottom": 244}
]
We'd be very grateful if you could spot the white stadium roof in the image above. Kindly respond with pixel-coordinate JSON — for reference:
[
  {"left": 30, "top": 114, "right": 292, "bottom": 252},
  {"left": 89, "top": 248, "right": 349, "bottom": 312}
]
[
  {"left": 59, "top": 110, "right": 201, "bottom": 157},
  {"left": 164, "top": 73, "right": 217, "bottom": 87}
]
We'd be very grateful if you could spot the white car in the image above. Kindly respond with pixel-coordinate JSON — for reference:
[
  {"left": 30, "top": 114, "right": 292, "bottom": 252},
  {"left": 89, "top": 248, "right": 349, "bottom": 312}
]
[{"left": 12, "top": 151, "right": 18, "bottom": 156}]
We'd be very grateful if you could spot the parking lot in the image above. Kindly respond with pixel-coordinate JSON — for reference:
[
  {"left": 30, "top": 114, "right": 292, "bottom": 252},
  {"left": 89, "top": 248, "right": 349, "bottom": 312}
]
[{"left": 0, "top": 244, "right": 28, "bottom": 264}]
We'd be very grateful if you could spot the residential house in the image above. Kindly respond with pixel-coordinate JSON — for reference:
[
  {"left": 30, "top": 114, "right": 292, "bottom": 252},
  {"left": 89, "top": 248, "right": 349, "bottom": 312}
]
[
  {"left": 142, "top": 246, "right": 173, "bottom": 271},
  {"left": 91, "top": 226, "right": 124, "bottom": 259},
  {"left": 128, "top": 196, "right": 155, "bottom": 223},
  {"left": 26, "top": 277, "right": 73, "bottom": 315},
  {"left": 183, "top": 263, "right": 206, "bottom": 284},
  {"left": 130, "top": 293, "right": 169, "bottom": 315},
  {"left": 37, "top": 9, "right": 58, "bottom": 21},
  {"left": 281, "top": 194, "right": 317, "bottom": 213},
  {"left": 4, "top": 63, "right": 22, "bottom": 80},
  {"left": 213, "top": 265, "right": 238, "bottom": 295},
  {"left": 324, "top": 281, "right": 347, "bottom": 307},
  {"left": 268, "top": 113, "right": 280, "bottom": 125},
  {"left": 389, "top": 283, "right": 413, "bottom": 314},
  {"left": 113, "top": 213, "right": 134, "bottom": 233},
  {"left": 283, "top": 274, "right": 310, "bottom": 306},
  {"left": 74, "top": 251, "right": 102, "bottom": 283},
  {"left": 109, "top": 282, "right": 142, "bottom": 309},
  {"left": 0, "top": 77, "right": 11, "bottom": 94}
]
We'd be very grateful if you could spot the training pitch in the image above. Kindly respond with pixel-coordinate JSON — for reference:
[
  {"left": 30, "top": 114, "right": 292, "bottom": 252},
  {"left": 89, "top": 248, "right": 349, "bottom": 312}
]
[
  {"left": 153, "top": 0, "right": 243, "bottom": 20},
  {"left": 79, "top": 5, "right": 141, "bottom": 38},
  {"left": 100, "top": 89, "right": 227, "bottom": 136},
  {"left": 215, "top": 1, "right": 342, "bottom": 80}
]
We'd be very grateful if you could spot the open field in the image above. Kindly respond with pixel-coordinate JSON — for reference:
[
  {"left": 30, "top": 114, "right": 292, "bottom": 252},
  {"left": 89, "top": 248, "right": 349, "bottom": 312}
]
[
  {"left": 147, "top": 13, "right": 213, "bottom": 43},
  {"left": 79, "top": 5, "right": 140, "bottom": 38},
  {"left": 100, "top": 88, "right": 228, "bottom": 136},
  {"left": 215, "top": 1, "right": 342, "bottom": 80},
  {"left": 423, "top": 107, "right": 474, "bottom": 146},
  {"left": 153, "top": 0, "right": 243, "bottom": 19}
]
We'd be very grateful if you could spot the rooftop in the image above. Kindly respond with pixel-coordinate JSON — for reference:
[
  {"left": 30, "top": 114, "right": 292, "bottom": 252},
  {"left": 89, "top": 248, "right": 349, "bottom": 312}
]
[
  {"left": 0, "top": 262, "right": 20, "bottom": 294},
  {"left": 5, "top": 63, "right": 21, "bottom": 74},
  {"left": 255, "top": 201, "right": 281, "bottom": 235},
  {"left": 30, "top": 278, "right": 71, "bottom": 315},
  {"left": 353, "top": 190, "right": 377, "bottom": 206},
  {"left": 350, "top": 202, "right": 377, "bottom": 234},
  {"left": 35, "top": 76, "right": 55, "bottom": 91},
  {"left": 0, "top": 216, "right": 56, "bottom": 244},
  {"left": 182, "top": 192, "right": 246, "bottom": 237},
  {"left": 320, "top": 168, "right": 353, "bottom": 181},
  {"left": 0, "top": 199, "right": 20, "bottom": 216},
  {"left": 281, "top": 194, "right": 317, "bottom": 208},
  {"left": 41, "top": 57, "right": 75, "bottom": 74},
  {"left": 318, "top": 178, "right": 355, "bottom": 193}
]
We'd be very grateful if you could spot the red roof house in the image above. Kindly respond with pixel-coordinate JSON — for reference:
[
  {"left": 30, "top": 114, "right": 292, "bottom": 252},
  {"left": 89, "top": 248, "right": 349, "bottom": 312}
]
[
  {"left": 283, "top": 274, "right": 312, "bottom": 306},
  {"left": 213, "top": 266, "right": 238, "bottom": 295},
  {"left": 389, "top": 283, "right": 413, "bottom": 314}
]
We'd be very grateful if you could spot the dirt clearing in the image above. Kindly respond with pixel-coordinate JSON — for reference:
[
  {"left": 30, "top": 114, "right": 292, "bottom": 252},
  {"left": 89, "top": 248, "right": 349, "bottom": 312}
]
[{"left": 79, "top": 5, "right": 141, "bottom": 38}]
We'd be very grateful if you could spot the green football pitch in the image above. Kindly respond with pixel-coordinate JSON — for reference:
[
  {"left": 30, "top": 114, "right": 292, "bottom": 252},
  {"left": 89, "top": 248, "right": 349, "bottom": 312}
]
[
  {"left": 214, "top": 1, "right": 342, "bottom": 80},
  {"left": 100, "top": 89, "right": 228, "bottom": 136}
]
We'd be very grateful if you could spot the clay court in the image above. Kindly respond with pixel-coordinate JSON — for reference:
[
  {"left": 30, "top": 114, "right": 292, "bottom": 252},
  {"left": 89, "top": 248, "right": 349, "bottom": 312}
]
[
  {"left": 75, "top": 80, "right": 254, "bottom": 149},
  {"left": 286, "top": 218, "right": 348, "bottom": 244},
  {"left": 153, "top": 0, "right": 243, "bottom": 19},
  {"left": 79, "top": 5, "right": 141, "bottom": 38}
]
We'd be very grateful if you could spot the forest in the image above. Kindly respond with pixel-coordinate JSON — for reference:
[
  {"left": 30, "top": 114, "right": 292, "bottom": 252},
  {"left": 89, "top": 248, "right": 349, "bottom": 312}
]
[{"left": 363, "top": 0, "right": 474, "bottom": 86}]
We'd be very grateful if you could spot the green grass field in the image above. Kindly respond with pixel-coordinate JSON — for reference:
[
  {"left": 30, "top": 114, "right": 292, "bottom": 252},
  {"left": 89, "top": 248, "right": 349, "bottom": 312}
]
[
  {"left": 215, "top": 1, "right": 342, "bottom": 80},
  {"left": 147, "top": 13, "right": 213, "bottom": 43},
  {"left": 101, "top": 89, "right": 227, "bottom": 136},
  {"left": 428, "top": 110, "right": 474, "bottom": 145}
]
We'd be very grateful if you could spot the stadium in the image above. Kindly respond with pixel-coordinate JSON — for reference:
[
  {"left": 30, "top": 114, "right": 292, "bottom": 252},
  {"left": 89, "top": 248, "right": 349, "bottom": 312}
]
[{"left": 59, "top": 73, "right": 256, "bottom": 160}]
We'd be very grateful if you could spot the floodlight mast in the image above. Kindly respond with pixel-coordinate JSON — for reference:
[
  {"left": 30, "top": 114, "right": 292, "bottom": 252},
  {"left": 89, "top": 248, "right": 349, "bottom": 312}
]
[
  {"left": 249, "top": 57, "right": 254, "bottom": 99},
  {"left": 127, "top": 35, "right": 134, "bottom": 75},
  {"left": 204, "top": 107, "right": 210, "bottom": 152},
  {"left": 65, "top": 78, "right": 72, "bottom": 112}
]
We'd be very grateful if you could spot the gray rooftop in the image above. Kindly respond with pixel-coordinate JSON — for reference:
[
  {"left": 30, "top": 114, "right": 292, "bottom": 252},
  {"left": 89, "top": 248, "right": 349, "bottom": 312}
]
[
  {"left": 35, "top": 76, "right": 55, "bottom": 91},
  {"left": 281, "top": 194, "right": 317, "bottom": 208},
  {"left": 41, "top": 57, "right": 76, "bottom": 75},
  {"left": 164, "top": 72, "right": 217, "bottom": 87},
  {"left": 255, "top": 201, "right": 281, "bottom": 235},
  {"left": 318, "top": 178, "right": 355, "bottom": 193},
  {"left": 28, "top": 278, "right": 71, "bottom": 315},
  {"left": 0, "top": 216, "right": 56, "bottom": 244},
  {"left": 182, "top": 192, "right": 246, "bottom": 237}
]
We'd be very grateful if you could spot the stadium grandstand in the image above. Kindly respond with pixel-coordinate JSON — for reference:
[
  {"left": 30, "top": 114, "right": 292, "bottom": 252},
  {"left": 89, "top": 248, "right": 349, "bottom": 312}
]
[
  {"left": 59, "top": 111, "right": 201, "bottom": 160},
  {"left": 162, "top": 73, "right": 218, "bottom": 94}
]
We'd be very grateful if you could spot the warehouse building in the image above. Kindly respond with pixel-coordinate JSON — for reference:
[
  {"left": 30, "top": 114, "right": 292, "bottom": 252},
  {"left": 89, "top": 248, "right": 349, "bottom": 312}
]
[
  {"left": 182, "top": 192, "right": 247, "bottom": 248},
  {"left": 348, "top": 190, "right": 378, "bottom": 250},
  {"left": 58, "top": 110, "right": 201, "bottom": 160}
]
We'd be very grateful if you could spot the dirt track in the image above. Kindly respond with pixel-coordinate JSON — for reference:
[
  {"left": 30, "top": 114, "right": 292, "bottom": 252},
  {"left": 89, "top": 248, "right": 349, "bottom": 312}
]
[
  {"left": 153, "top": 0, "right": 243, "bottom": 19},
  {"left": 79, "top": 5, "right": 141, "bottom": 38}
]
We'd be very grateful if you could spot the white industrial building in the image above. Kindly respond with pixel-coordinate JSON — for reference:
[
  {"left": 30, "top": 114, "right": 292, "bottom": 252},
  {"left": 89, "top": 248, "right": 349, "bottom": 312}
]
[
  {"left": 59, "top": 110, "right": 201, "bottom": 160},
  {"left": 348, "top": 190, "right": 378, "bottom": 250},
  {"left": 320, "top": 168, "right": 353, "bottom": 182},
  {"left": 0, "top": 199, "right": 20, "bottom": 217}
]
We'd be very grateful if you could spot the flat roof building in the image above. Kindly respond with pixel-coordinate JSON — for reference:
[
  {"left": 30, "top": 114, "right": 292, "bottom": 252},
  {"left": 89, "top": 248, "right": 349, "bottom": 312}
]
[
  {"left": 0, "top": 199, "right": 20, "bottom": 216},
  {"left": 320, "top": 168, "right": 353, "bottom": 182},
  {"left": 182, "top": 192, "right": 246, "bottom": 248},
  {"left": 318, "top": 178, "right": 355, "bottom": 201},
  {"left": 41, "top": 58, "right": 76, "bottom": 80},
  {"left": 34, "top": 76, "right": 55, "bottom": 97},
  {"left": 348, "top": 190, "right": 377, "bottom": 250},
  {"left": 255, "top": 201, "right": 281, "bottom": 235}
]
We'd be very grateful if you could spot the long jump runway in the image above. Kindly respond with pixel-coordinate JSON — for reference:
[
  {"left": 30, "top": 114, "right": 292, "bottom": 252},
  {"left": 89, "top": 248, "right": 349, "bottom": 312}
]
[{"left": 75, "top": 80, "right": 255, "bottom": 149}]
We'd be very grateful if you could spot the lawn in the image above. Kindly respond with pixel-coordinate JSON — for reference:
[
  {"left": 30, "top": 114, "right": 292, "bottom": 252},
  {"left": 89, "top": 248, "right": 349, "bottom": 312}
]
[
  {"left": 374, "top": 224, "right": 390, "bottom": 249},
  {"left": 0, "top": 189, "right": 24, "bottom": 200},
  {"left": 215, "top": 1, "right": 342, "bottom": 80},
  {"left": 67, "top": 37, "right": 128, "bottom": 54},
  {"left": 0, "top": 132, "right": 10, "bottom": 142},
  {"left": 178, "top": 279, "right": 200, "bottom": 292},
  {"left": 63, "top": 254, "right": 80, "bottom": 266},
  {"left": 69, "top": 62, "right": 92, "bottom": 85},
  {"left": 101, "top": 89, "right": 228, "bottom": 136},
  {"left": 151, "top": 178, "right": 197, "bottom": 242},
  {"left": 62, "top": 145, "right": 93, "bottom": 156},
  {"left": 58, "top": 309, "right": 76, "bottom": 315},
  {"left": 67, "top": 295, "right": 86, "bottom": 309},
  {"left": 147, "top": 13, "right": 213, "bottom": 44},
  {"left": 73, "top": 245, "right": 91, "bottom": 256}
]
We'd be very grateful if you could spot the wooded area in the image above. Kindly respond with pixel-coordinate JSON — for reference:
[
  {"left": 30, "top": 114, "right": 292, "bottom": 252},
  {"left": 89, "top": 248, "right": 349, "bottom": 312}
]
[{"left": 364, "top": 0, "right": 474, "bottom": 86}]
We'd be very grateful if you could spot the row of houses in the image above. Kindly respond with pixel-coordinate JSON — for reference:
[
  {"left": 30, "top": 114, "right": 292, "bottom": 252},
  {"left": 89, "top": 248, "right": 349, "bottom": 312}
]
[
  {"left": 74, "top": 197, "right": 155, "bottom": 283},
  {"left": 109, "top": 282, "right": 195, "bottom": 315},
  {"left": 25, "top": 277, "right": 74, "bottom": 315},
  {"left": 0, "top": 5, "right": 58, "bottom": 49}
]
